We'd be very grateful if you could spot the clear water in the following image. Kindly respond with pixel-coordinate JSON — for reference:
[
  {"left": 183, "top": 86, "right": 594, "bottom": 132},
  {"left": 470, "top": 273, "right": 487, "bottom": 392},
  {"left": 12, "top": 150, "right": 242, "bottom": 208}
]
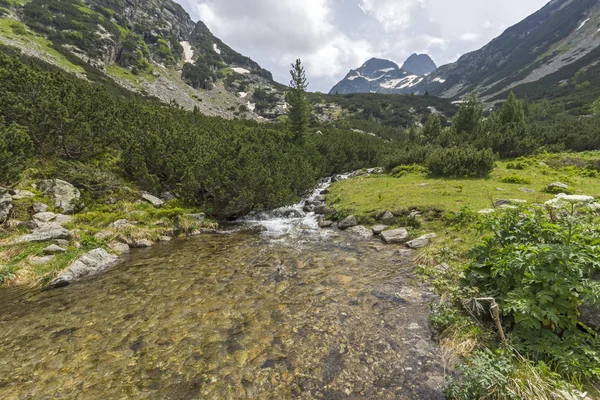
[{"left": 0, "top": 174, "right": 444, "bottom": 399}]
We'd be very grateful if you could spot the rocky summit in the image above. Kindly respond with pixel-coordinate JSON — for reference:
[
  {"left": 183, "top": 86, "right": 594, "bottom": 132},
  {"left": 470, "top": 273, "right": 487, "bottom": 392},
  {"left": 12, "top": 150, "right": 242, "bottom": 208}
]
[{"left": 329, "top": 55, "right": 436, "bottom": 95}]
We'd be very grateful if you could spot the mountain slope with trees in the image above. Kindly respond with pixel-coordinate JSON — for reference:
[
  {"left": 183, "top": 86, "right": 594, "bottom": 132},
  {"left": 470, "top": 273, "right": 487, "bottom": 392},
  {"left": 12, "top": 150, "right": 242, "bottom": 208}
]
[{"left": 0, "top": 0, "right": 284, "bottom": 119}]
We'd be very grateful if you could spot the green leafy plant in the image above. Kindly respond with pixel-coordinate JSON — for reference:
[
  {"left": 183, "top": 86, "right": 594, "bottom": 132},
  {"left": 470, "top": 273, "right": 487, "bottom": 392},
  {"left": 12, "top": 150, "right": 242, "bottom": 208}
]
[{"left": 465, "top": 197, "right": 600, "bottom": 380}]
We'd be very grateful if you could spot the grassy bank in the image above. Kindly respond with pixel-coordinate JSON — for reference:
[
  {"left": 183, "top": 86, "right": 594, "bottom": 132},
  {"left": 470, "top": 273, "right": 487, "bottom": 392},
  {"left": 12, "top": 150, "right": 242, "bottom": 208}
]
[
  {"left": 328, "top": 152, "right": 600, "bottom": 220},
  {"left": 0, "top": 159, "right": 216, "bottom": 287},
  {"left": 327, "top": 152, "right": 600, "bottom": 399}
]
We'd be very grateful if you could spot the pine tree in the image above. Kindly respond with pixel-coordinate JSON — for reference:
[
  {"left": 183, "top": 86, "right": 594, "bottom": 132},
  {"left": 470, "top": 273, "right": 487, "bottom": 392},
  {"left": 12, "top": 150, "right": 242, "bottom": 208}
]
[
  {"left": 499, "top": 91, "right": 525, "bottom": 126},
  {"left": 287, "top": 59, "right": 310, "bottom": 144},
  {"left": 453, "top": 93, "right": 483, "bottom": 138}
]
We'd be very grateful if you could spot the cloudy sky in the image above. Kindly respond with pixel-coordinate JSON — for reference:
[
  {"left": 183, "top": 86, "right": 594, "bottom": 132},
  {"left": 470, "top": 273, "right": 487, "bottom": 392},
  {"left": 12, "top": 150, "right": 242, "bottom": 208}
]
[{"left": 175, "top": 0, "right": 549, "bottom": 92}]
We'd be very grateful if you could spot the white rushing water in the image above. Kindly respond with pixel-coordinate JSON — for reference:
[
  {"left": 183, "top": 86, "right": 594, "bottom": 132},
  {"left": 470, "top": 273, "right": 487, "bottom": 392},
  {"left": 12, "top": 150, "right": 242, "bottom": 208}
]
[{"left": 241, "top": 169, "right": 381, "bottom": 239}]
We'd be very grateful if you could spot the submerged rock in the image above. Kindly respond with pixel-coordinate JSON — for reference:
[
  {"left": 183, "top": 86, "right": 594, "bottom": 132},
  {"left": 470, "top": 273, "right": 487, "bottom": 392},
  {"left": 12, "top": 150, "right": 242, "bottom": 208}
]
[
  {"left": 381, "top": 228, "right": 409, "bottom": 244},
  {"left": 48, "top": 249, "right": 118, "bottom": 288},
  {"left": 38, "top": 179, "right": 80, "bottom": 214},
  {"left": 108, "top": 242, "right": 130, "bottom": 255},
  {"left": 347, "top": 225, "right": 373, "bottom": 239},
  {"left": 128, "top": 239, "right": 154, "bottom": 248},
  {"left": 338, "top": 216, "right": 358, "bottom": 230},
  {"left": 319, "top": 220, "right": 333, "bottom": 228}
]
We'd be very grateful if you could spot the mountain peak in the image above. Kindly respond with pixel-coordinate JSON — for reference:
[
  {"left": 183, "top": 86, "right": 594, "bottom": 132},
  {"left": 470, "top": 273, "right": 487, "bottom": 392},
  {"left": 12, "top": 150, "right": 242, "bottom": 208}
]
[
  {"left": 401, "top": 54, "right": 437, "bottom": 76},
  {"left": 360, "top": 58, "right": 400, "bottom": 75}
]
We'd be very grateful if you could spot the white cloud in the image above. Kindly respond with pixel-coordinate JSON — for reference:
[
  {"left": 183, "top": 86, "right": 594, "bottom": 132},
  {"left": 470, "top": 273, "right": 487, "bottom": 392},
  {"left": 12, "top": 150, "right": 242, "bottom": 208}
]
[
  {"left": 175, "top": 0, "right": 549, "bottom": 92},
  {"left": 179, "top": 0, "right": 372, "bottom": 91}
]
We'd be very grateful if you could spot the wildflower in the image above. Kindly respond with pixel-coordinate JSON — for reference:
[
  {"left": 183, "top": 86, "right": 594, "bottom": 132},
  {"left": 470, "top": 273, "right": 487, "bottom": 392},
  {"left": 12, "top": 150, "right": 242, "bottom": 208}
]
[
  {"left": 478, "top": 209, "right": 495, "bottom": 214},
  {"left": 544, "top": 197, "right": 564, "bottom": 208},
  {"left": 501, "top": 205, "right": 518, "bottom": 209},
  {"left": 588, "top": 203, "right": 600, "bottom": 212},
  {"left": 509, "top": 199, "right": 527, "bottom": 204},
  {"left": 555, "top": 194, "right": 594, "bottom": 204}
]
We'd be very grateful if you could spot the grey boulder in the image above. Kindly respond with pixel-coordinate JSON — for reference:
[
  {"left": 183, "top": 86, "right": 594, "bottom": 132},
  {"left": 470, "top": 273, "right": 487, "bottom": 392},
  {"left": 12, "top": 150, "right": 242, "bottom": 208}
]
[
  {"left": 372, "top": 225, "right": 388, "bottom": 235},
  {"left": 381, "top": 228, "right": 409, "bottom": 244},
  {"left": 338, "top": 216, "right": 358, "bottom": 230},
  {"left": 12, "top": 224, "right": 71, "bottom": 244},
  {"left": 141, "top": 192, "right": 164, "bottom": 208},
  {"left": 547, "top": 182, "right": 568, "bottom": 191},
  {"left": 32, "top": 212, "right": 58, "bottom": 223},
  {"left": 38, "top": 179, "right": 80, "bottom": 214},
  {"left": 10, "top": 189, "right": 35, "bottom": 200},
  {"left": 31, "top": 202, "right": 49, "bottom": 214},
  {"left": 47, "top": 249, "right": 118, "bottom": 288},
  {"left": 406, "top": 233, "right": 437, "bottom": 249},
  {"left": 44, "top": 244, "right": 67, "bottom": 254},
  {"left": 580, "top": 303, "right": 600, "bottom": 330},
  {"left": 381, "top": 211, "right": 396, "bottom": 225},
  {"left": 0, "top": 189, "right": 12, "bottom": 224}
]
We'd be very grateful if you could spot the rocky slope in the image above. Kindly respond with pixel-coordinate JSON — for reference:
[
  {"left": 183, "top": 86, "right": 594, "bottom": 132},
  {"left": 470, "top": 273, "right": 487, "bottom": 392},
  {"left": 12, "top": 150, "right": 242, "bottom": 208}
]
[
  {"left": 401, "top": 53, "right": 437, "bottom": 76},
  {"left": 329, "top": 56, "right": 436, "bottom": 95},
  {"left": 0, "top": 0, "right": 285, "bottom": 119},
  {"left": 330, "top": 0, "right": 600, "bottom": 103},
  {"left": 411, "top": 0, "right": 600, "bottom": 101}
]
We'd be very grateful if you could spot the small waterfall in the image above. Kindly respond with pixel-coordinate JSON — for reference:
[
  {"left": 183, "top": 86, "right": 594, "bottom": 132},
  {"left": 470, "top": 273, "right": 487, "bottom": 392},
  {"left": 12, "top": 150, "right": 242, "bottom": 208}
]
[{"left": 241, "top": 168, "right": 381, "bottom": 238}]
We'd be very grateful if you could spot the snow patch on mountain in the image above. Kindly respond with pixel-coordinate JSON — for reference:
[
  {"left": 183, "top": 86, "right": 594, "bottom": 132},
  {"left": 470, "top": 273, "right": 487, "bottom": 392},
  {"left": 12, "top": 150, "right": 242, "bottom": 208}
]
[
  {"left": 576, "top": 18, "right": 590, "bottom": 31},
  {"left": 432, "top": 77, "right": 446, "bottom": 83},
  {"left": 379, "top": 79, "right": 403, "bottom": 89},
  {"left": 213, "top": 43, "right": 221, "bottom": 55},
  {"left": 232, "top": 67, "right": 250, "bottom": 74},
  {"left": 379, "top": 68, "right": 395, "bottom": 73},
  {"left": 180, "top": 41, "right": 194, "bottom": 63}
]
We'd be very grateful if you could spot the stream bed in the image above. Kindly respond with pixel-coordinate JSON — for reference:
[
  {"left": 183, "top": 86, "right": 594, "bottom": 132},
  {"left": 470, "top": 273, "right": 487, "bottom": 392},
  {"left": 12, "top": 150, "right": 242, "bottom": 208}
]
[{"left": 0, "top": 177, "right": 445, "bottom": 399}]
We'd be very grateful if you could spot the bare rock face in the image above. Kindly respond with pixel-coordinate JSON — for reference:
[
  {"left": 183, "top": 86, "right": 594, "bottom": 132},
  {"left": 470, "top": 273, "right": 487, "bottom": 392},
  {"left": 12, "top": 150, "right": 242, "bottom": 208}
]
[
  {"left": 47, "top": 249, "right": 118, "bottom": 288},
  {"left": 38, "top": 179, "right": 81, "bottom": 214},
  {"left": 381, "top": 228, "right": 409, "bottom": 244}
]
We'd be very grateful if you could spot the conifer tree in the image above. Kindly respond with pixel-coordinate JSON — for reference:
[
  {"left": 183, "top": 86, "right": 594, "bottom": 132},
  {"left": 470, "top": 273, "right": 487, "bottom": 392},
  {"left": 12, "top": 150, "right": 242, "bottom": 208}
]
[
  {"left": 287, "top": 59, "right": 310, "bottom": 144},
  {"left": 499, "top": 91, "right": 525, "bottom": 126}
]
